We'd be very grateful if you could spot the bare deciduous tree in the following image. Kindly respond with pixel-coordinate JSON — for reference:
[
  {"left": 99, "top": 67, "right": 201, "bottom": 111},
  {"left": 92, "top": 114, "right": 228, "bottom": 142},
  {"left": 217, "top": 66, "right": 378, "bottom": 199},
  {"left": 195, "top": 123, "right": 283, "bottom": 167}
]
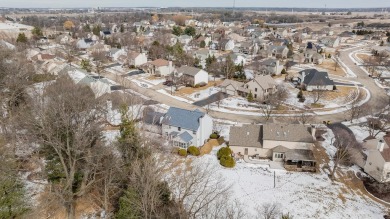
[
  {"left": 329, "top": 128, "right": 357, "bottom": 179},
  {"left": 167, "top": 160, "right": 231, "bottom": 219},
  {"left": 256, "top": 203, "right": 281, "bottom": 219},
  {"left": 24, "top": 75, "right": 109, "bottom": 219}
]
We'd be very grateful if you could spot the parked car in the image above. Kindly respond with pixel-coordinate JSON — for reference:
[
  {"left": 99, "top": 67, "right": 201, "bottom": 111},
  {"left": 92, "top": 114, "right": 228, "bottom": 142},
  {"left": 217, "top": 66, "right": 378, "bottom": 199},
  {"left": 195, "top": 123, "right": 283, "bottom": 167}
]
[{"left": 163, "top": 80, "right": 174, "bottom": 86}]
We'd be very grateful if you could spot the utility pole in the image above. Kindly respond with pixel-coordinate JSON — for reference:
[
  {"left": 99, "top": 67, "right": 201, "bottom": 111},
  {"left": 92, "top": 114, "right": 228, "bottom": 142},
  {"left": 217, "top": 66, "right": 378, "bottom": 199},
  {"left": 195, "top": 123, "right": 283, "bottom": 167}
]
[{"left": 274, "top": 171, "right": 276, "bottom": 188}]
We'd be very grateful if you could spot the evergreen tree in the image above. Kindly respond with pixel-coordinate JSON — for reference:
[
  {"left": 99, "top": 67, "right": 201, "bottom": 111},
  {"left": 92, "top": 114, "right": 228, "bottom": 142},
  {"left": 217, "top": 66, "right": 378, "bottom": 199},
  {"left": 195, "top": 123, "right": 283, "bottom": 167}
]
[
  {"left": 172, "top": 26, "right": 183, "bottom": 36},
  {"left": 16, "top": 33, "right": 28, "bottom": 43},
  {"left": 120, "top": 24, "right": 124, "bottom": 33},
  {"left": 31, "top": 26, "right": 43, "bottom": 38},
  {"left": 247, "top": 91, "right": 254, "bottom": 102},
  {"left": 184, "top": 26, "right": 196, "bottom": 36},
  {"left": 200, "top": 40, "right": 206, "bottom": 48},
  {"left": 92, "top": 25, "right": 101, "bottom": 36}
]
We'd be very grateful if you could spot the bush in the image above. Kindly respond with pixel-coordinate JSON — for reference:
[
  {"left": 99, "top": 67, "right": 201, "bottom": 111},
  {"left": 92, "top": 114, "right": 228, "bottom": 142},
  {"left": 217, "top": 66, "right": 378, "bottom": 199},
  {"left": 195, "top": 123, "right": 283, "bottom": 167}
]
[
  {"left": 194, "top": 84, "right": 200, "bottom": 88},
  {"left": 297, "top": 89, "right": 303, "bottom": 98},
  {"left": 220, "top": 155, "right": 235, "bottom": 168},
  {"left": 178, "top": 149, "right": 187, "bottom": 157},
  {"left": 210, "top": 133, "right": 219, "bottom": 139},
  {"left": 281, "top": 69, "right": 287, "bottom": 74},
  {"left": 198, "top": 82, "right": 207, "bottom": 87},
  {"left": 217, "top": 147, "right": 232, "bottom": 160},
  {"left": 187, "top": 146, "right": 200, "bottom": 156}
]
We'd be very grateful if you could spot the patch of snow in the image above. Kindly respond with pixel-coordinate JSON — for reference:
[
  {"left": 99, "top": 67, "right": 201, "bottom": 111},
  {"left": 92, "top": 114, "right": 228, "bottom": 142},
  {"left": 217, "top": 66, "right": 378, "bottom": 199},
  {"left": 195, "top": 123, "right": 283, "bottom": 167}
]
[
  {"left": 188, "top": 87, "right": 219, "bottom": 101},
  {"left": 185, "top": 145, "right": 386, "bottom": 218}
]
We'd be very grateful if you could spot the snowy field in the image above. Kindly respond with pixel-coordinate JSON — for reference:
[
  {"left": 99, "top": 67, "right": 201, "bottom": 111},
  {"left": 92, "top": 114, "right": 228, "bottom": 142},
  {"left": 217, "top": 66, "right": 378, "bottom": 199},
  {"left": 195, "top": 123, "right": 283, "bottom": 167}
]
[
  {"left": 183, "top": 132, "right": 386, "bottom": 219},
  {"left": 187, "top": 86, "right": 219, "bottom": 101}
]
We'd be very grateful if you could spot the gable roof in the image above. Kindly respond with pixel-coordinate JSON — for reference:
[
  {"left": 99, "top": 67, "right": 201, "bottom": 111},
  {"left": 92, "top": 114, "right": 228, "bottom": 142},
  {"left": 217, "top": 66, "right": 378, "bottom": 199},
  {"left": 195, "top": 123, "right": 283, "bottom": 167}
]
[
  {"left": 177, "top": 66, "right": 203, "bottom": 76},
  {"left": 229, "top": 125, "right": 263, "bottom": 148},
  {"left": 177, "top": 131, "right": 193, "bottom": 143},
  {"left": 299, "top": 69, "right": 334, "bottom": 86},
  {"left": 149, "top": 59, "right": 169, "bottom": 67},
  {"left": 263, "top": 124, "right": 314, "bottom": 143},
  {"left": 251, "top": 75, "right": 276, "bottom": 90},
  {"left": 161, "top": 107, "right": 205, "bottom": 131}
]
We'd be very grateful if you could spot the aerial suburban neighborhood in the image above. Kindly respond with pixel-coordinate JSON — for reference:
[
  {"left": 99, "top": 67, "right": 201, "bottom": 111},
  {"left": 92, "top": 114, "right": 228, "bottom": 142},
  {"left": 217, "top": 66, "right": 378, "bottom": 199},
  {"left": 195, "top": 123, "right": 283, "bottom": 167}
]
[{"left": 1, "top": 1, "right": 390, "bottom": 218}]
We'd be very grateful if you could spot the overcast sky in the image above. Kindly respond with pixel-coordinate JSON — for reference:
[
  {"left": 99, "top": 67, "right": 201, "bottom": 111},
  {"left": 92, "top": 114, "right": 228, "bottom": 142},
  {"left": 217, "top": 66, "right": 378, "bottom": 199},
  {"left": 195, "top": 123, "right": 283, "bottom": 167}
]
[{"left": 2, "top": 0, "right": 390, "bottom": 8}]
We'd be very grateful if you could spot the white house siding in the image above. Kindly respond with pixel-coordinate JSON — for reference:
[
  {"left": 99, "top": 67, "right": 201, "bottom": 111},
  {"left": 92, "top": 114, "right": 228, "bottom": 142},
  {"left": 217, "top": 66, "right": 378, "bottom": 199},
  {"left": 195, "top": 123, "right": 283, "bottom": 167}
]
[
  {"left": 194, "top": 70, "right": 209, "bottom": 85},
  {"left": 306, "top": 85, "right": 333, "bottom": 91},
  {"left": 262, "top": 140, "right": 312, "bottom": 150},
  {"left": 225, "top": 40, "right": 235, "bottom": 51},
  {"left": 229, "top": 146, "right": 271, "bottom": 157},
  {"left": 162, "top": 124, "right": 197, "bottom": 146},
  {"left": 134, "top": 54, "right": 147, "bottom": 66},
  {"left": 224, "top": 84, "right": 237, "bottom": 95},
  {"left": 244, "top": 81, "right": 265, "bottom": 101},
  {"left": 157, "top": 66, "right": 173, "bottom": 76},
  {"left": 198, "top": 115, "right": 213, "bottom": 146},
  {"left": 364, "top": 151, "right": 390, "bottom": 183}
]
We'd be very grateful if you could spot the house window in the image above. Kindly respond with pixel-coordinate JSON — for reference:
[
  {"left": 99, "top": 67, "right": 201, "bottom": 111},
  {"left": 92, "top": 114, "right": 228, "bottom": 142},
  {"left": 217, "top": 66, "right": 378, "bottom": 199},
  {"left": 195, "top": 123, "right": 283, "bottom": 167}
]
[
  {"left": 274, "top": 153, "right": 284, "bottom": 159},
  {"left": 178, "top": 127, "right": 181, "bottom": 131},
  {"left": 255, "top": 88, "right": 258, "bottom": 92},
  {"left": 193, "top": 131, "right": 197, "bottom": 135},
  {"left": 254, "top": 94, "right": 257, "bottom": 98},
  {"left": 387, "top": 172, "right": 390, "bottom": 179},
  {"left": 169, "top": 125, "right": 171, "bottom": 129}
]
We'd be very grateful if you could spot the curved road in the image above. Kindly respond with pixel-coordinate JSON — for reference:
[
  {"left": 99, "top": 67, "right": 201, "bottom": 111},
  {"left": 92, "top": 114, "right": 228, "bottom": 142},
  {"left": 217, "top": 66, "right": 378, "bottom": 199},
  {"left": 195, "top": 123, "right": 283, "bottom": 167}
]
[{"left": 102, "top": 46, "right": 388, "bottom": 123}]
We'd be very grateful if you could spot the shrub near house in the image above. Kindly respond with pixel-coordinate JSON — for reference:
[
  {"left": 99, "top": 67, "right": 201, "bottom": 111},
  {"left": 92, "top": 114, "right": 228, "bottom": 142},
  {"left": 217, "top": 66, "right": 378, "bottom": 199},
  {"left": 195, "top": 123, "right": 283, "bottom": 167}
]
[
  {"left": 217, "top": 147, "right": 235, "bottom": 168},
  {"left": 187, "top": 146, "right": 200, "bottom": 156}
]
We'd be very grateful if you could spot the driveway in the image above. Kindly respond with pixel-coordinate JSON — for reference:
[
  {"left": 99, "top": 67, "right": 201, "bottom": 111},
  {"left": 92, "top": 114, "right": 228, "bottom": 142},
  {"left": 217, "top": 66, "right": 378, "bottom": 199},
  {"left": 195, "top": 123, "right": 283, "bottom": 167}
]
[{"left": 192, "top": 92, "right": 229, "bottom": 107}]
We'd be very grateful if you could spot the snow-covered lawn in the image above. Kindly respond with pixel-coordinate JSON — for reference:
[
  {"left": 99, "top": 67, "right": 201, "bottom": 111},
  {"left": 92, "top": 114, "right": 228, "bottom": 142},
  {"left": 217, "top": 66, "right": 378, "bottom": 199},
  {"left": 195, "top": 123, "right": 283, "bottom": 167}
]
[
  {"left": 131, "top": 79, "right": 152, "bottom": 88},
  {"left": 182, "top": 129, "right": 386, "bottom": 218},
  {"left": 209, "top": 97, "right": 261, "bottom": 111},
  {"left": 187, "top": 87, "right": 219, "bottom": 101}
]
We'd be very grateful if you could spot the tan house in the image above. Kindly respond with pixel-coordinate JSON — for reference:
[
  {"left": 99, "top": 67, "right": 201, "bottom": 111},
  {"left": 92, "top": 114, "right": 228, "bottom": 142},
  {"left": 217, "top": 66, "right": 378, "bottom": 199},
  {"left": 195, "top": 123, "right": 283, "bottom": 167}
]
[
  {"left": 142, "top": 59, "right": 174, "bottom": 77},
  {"left": 363, "top": 136, "right": 390, "bottom": 183},
  {"left": 229, "top": 124, "right": 317, "bottom": 171},
  {"left": 219, "top": 75, "right": 277, "bottom": 102}
]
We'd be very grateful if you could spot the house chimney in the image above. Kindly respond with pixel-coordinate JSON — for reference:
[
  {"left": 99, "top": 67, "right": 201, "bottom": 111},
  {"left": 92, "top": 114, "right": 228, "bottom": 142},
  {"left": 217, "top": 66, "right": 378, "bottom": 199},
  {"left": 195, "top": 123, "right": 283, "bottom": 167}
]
[
  {"left": 311, "top": 125, "right": 316, "bottom": 140},
  {"left": 378, "top": 140, "right": 385, "bottom": 152}
]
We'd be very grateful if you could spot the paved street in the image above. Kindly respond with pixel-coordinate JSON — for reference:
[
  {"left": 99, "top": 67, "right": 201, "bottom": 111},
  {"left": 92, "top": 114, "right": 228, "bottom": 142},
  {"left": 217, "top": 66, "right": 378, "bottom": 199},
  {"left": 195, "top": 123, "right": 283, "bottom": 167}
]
[{"left": 102, "top": 46, "right": 388, "bottom": 124}]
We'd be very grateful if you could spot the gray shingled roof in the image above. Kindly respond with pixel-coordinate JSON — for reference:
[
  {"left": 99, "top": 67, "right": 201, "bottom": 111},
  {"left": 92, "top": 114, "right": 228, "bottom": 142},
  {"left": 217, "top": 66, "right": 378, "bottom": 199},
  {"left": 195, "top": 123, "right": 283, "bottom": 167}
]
[
  {"left": 263, "top": 124, "right": 314, "bottom": 143},
  {"left": 299, "top": 69, "right": 334, "bottom": 86},
  {"left": 229, "top": 125, "right": 263, "bottom": 148},
  {"left": 177, "top": 131, "right": 193, "bottom": 143},
  {"left": 161, "top": 107, "right": 205, "bottom": 131},
  {"left": 177, "top": 66, "right": 203, "bottom": 77}
]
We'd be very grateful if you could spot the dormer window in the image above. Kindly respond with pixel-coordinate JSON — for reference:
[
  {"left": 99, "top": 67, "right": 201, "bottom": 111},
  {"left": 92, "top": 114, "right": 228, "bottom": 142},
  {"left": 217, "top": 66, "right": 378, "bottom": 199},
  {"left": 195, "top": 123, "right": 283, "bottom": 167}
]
[{"left": 178, "top": 127, "right": 181, "bottom": 131}]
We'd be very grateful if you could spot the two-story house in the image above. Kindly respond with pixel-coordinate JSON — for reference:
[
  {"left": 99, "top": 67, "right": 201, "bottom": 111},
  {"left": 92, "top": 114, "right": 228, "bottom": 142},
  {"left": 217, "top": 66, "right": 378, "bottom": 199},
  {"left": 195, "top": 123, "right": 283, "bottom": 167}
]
[
  {"left": 364, "top": 136, "right": 390, "bottom": 183},
  {"left": 176, "top": 66, "right": 209, "bottom": 86},
  {"left": 219, "top": 75, "right": 277, "bottom": 102},
  {"left": 142, "top": 59, "right": 174, "bottom": 77},
  {"left": 161, "top": 107, "right": 213, "bottom": 148}
]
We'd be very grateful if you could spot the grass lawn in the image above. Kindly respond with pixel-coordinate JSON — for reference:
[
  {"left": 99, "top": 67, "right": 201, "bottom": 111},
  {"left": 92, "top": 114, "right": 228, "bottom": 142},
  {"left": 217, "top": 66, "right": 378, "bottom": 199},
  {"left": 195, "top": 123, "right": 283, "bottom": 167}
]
[
  {"left": 319, "top": 59, "right": 346, "bottom": 77},
  {"left": 176, "top": 81, "right": 222, "bottom": 95},
  {"left": 200, "top": 139, "right": 221, "bottom": 155}
]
